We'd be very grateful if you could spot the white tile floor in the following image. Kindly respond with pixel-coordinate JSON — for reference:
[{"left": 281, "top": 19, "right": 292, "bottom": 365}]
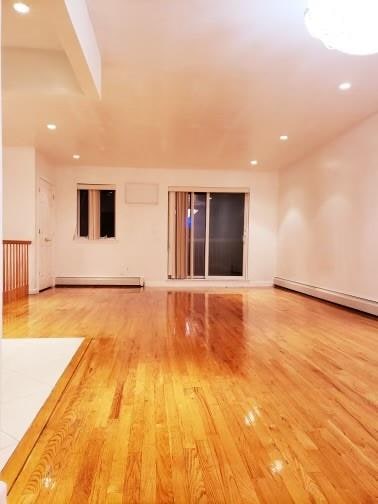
[{"left": 0, "top": 338, "right": 83, "bottom": 471}]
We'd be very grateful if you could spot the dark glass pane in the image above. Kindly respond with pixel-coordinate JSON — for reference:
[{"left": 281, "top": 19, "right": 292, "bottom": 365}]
[
  {"left": 79, "top": 190, "right": 89, "bottom": 237},
  {"left": 100, "top": 190, "right": 115, "bottom": 238},
  {"left": 208, "top": 193, "right": 245, "bottom": 276},
  {"left": 193, "top": 192, "right": 206, "bottom": 277}
]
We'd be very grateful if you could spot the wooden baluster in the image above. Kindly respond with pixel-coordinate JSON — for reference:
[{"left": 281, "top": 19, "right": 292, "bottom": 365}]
[
  {"left": 16, "top": 244, "right": 19, "bottom": 297},
  {"left": 11, "top": 243, "right": 14, "bottom": 302},
  {"left": 21, "top": 243, "right": 24, "bottom": 295},
  {"left": 24, "top": 244, "right": 27, "bottom": 296},
  {"left": 7, "top": 243, "right": 9, "bottom": 303},
  {"left": 6, "top": 243, "right": 8, "bottom": 303},
  {"left": 26, "top": 243, "right": 29, "bottom": 296},
  {"left": 2, "top": 241, "right": 32, "bottom": 304},
  {"left": 3, "top": 243, "right": 5, "bottom": 302},
  {"left": 13, "top": 244, "right": 16, "bottom": 301},
  {"left": 19, "top": 244, "right": 21, "bottom": 296},
  {"left": 3, "top": 243, "right": 7, "bottom": 304},
  {"left": 7, "top": 243, "right": 10, "bottom": 302}
]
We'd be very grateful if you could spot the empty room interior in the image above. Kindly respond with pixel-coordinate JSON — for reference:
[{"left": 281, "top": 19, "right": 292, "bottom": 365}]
[{"left": 0, "top": 0, "right": 377, "bottom": 502}]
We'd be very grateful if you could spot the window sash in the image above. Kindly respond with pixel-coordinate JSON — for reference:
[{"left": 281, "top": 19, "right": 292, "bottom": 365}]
[{"left": 77, "top": 188, "right": 116, "bottom": 240}]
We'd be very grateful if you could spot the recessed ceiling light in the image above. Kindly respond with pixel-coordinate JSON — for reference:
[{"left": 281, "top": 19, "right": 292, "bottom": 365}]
[
  {"left": 338, "top": 82, "right": 352, "bottom": 91},
  {"left": 250, "top": 160, "right": 258, "bottom": 166},
  {"left": 47, "top": 124, "right": 57, "bottom": 130},
  {"left": 13, "top": 2, "right": 30, "bottom": 14},
  {"left": 73, "top": 154, "right": 80, "bottom": 160},
  {"left": 280, "top": 135, "right": 289, "bottom": 141}
]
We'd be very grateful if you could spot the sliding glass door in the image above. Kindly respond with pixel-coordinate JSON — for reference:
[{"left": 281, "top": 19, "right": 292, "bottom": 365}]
[
  {"left": 168, "top": 190, "right": 248, "bottom": 279},
  {"left": 208, "top": 193, "right": 245, "bottom": 277}
]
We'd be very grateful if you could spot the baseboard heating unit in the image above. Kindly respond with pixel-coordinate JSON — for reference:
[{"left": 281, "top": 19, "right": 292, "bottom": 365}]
[
  {"left": 55, "top": 277, "right": 144, "bottom": 287},
  {"left": 274, "top": 277, "right": 377, "bottom": 317}
]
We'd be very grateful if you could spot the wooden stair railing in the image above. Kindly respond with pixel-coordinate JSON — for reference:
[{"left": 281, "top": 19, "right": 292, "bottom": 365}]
[{"left": 3, "top": 240, "right": 32, "bottom": 304}]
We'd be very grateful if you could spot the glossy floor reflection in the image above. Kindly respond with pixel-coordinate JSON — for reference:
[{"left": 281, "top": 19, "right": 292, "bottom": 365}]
[
  {"left": 2, "top": 287, "right": 378, "bottom": 503},
  {"left": 0, "top": 338, "right": 83, "bottom": 470}
]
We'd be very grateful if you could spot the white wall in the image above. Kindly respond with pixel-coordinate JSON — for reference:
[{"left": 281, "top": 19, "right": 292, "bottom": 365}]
[
  {"left": 3, "top": 147, "right": 55, "bottom": 293},
  {"left": 0, "top": 0, "right": 3, "bottom": 336},
  {"left": 55, "top": 166, "right": 278, "bottom": 285},
  {"left": 36, "top": 150, "right": 56, "bottom": 185},
  {"left": 277, "top": 113, "right": 378, "bottom": 302},
  {"left": 3, "top": 147, "right": 36, "bottom": 291},
  {"left": 3, "top": 147, "right": 36, "bottom": 242}
]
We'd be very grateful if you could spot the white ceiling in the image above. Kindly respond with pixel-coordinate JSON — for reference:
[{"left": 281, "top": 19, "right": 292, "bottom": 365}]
[
  {"left": 2, "top": 0, "right": 60, "bottom": 50},
  {"left": 3, "top": 0, "right": 378, "bottom": 170}
]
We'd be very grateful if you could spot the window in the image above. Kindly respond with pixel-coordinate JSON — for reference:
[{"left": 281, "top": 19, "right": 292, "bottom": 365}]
[{"left": 77, "top": 186, "right": 116, "bottom": 239}]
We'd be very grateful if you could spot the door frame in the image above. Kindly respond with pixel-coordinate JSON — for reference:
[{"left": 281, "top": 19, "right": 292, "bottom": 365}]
[{"left": 170, "top": 188, "right": 249, "bottom": 281}]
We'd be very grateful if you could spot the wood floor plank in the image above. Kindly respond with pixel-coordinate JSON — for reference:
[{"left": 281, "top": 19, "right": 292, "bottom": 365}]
[{"left": 2, "top": 287, "right": 378, "bottom": 503}]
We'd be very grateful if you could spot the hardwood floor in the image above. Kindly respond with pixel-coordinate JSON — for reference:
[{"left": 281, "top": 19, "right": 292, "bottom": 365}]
[{"left": 2, "top": 287, "right": 378, "bottom": 503}]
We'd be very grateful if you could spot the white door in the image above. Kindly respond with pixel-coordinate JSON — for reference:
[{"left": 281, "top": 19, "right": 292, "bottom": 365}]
[{"left": 39, "top": 178, "right": 55, "bottom": 291}]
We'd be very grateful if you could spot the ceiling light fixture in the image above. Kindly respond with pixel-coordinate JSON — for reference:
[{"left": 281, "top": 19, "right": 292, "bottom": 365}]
[
  {"left": 13, "top": 2, "right": 30, "bottom": 14},
  {"left": 250, "top": 160, "right": 258, "bottom": 166},
  {"left": 305, "top": 0, "right": 378, "bottom": 55},
  {"left": 338, "top": 82, "right": 352, "bottom": 91},
  {"left": 47, "top": 124, "right": 57, "bottom": 130},
  {"left": 280, "top": 135, "right": 289, "bottom": 141},
  {"left": 73, "top": 154, "right": 80, "bottom": 160}
]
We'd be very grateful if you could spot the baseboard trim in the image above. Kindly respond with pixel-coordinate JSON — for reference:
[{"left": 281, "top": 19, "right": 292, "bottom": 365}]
[
  {"left": 55, "top": 276, "right": 144, "bottom": 287},
  {"left": 274, "top": 277, "right": 378, "bottom": 316},
  {"left": 54, "top": 277, "right": 273, "bottom": 289},
  {"left": 145, "top": 280, "right": 273, "bottom": 288}
]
